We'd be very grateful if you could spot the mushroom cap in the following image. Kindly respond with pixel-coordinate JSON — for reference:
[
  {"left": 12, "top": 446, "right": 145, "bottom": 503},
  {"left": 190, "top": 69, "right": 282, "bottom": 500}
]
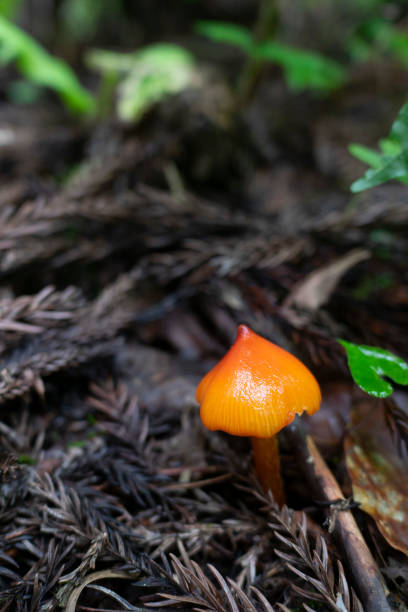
[{"left": 196, "top": 324, "right": 321, "bottom": 438}]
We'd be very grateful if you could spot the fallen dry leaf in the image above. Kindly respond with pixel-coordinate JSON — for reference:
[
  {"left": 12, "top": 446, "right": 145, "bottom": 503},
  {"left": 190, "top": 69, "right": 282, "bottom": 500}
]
[
  {"left": 283, "top": 248, "right": 370, "bottom": 313},
  {"left": 345, "top": 400, "right": 408, "bottom": 555}
]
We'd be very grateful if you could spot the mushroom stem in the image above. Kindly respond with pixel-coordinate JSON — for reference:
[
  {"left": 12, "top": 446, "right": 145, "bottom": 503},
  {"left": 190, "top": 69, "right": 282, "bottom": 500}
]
[{"left": 251, "top": 435, "right": 285, "bottom": 506}]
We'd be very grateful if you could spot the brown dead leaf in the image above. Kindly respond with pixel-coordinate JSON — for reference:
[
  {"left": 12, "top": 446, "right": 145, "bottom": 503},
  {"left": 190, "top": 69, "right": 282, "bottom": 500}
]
[
  {"left": 283, "top": 248, "right": 370, "bottom": 313},
  {"left": 345, "top": 400, "right": 408, "bottom": 555}
]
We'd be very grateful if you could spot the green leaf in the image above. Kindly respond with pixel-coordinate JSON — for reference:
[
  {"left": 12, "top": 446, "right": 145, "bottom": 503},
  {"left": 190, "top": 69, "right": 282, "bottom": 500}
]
[
  {"left": 388, "top": 29, "right": 408, "bottom": 67},
  {"left": 0, "top": 0, "right": 23, "bottom": 19},
  {"left": 195, "top": 19, "right": 346, "bottom": 93},
  {"left": 338, "top": 339, "right": 408, "bottom": 398},
  {"left": 255, "top": 41, "right": 346, "bottom": 92},
  {"left": 195, "top": 20, "right": 254, "bottom": 54},
  {"left": 0, "top": 15, "right": 95, "bottom": 114},
  {"left": 350, "top": 151, "right": 408, "bottom": 192},
  {"left": 89, "top": 44, "right": 195, "bottom": 122},
  {"left": 68, "top": 439, "right": 87, "bottom": 448},
  {"left": 85, "top": 48, "right": 136, "bottom": 73},
  {"left": 378, "top": 138, "right": 400, "bottom": 156},
  {"left": 18, "top": 454, "right": 36, "bottom": 465},
  {"left": 348, "top": 18, "right": 408, "bottom": 68},
  {"left": 350, "top": 100, "right": 408, "bottom": 192},
  {"left": 348, "top": 143, "right": 382, "bottom": 169},
  {"left": 390, "top": 100, "right": 408, "bottom": 143},
  {"left": 119, "top": 45, "right": 195, "bottom": 121}
]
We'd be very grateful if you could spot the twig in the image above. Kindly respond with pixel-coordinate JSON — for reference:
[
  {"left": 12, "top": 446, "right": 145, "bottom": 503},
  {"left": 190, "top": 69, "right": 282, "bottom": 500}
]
[
  {"left": 158, "top": 473, "right": 233, "bottom": 491},
  {"left": 284, "top": 417, "right": 391, "bottom": 612},
  {"left": 64, "top": 569, "right": 137, "bottom": 612},
  {"left": 237, "top": 0, "right": 278, "bottom": 107}
]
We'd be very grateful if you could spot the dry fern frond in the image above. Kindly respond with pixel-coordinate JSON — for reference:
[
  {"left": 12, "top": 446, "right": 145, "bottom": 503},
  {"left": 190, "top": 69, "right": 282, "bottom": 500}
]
[
  {"left": 267, "top": 503, "right": 363, "bottom": 612},
  {"left": 0, "top": 274, "right": 145, "bottom": 402},
  {"left": 0, "top": 285, "right": 84, "bottom": 352},
  {"left": 146, "top": 553, "right": 275, "bottom": 611}
]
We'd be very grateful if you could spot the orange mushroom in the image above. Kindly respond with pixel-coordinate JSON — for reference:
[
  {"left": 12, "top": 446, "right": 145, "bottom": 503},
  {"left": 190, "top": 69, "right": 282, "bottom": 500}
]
[{"left": 196, "top": 324, "right": 321, "bottom": 505}]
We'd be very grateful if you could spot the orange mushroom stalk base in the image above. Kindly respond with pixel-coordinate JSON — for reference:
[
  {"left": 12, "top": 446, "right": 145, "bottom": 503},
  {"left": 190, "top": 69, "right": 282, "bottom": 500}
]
[
  {"left": 251, "top": 435, "right": 285, "bottom": 505},
  {"left": 196, "top": 324, "right": 321, "bottom": 506}
]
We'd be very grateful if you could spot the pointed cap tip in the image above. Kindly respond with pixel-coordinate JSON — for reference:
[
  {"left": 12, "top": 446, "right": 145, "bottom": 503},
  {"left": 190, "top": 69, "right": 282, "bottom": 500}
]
[
  {"left": 197, "top": 324, "right": 321, "bottom": 438},
  {"left": 237, "top": 324, "right": 251, "bottom": 338}
]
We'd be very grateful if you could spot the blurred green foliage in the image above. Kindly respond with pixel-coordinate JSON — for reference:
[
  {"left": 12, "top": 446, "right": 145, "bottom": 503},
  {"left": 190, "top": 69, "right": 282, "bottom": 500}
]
[
  {"left": 86, "top": 44, "right": 196, "bottom": 121},
  {"left": 0, "top": 15, "right": 95, "bottom": 114},
  {"left": 352, "top": 272, "right": 394, "bottom": 300},
  {"left": 0, "top": 0, "right": 23, "bottom": 19},
  {"left": 350, "top": 100, "right": 408, "bottom": 192},
  {"left": 339, "top": 339, "right": 408, "bottom": 397},
  {"left": 6, "top": 78, "right": 42, "bottom": 105},
  {"left": 256, "top": 41, "right": 346, "bottom": 91},
  {"left": 196, "top": 20, "right": 346, "bottom": 92},
  {"left": 0, "top": 0, "right": 406, "bottom": 128},
  {"left": 348, "top": 11, "right": 408, "bottom": 192},
  {"left": 195, "top": 22, "right": 253, "bottom": 53},
  {"left": 59, "top": 0, "right": 124, "bottom": 42},
  {"left": 302, "top": 0, "right": 384, "bottom": 6},
  {"left": 0, "top": 11, "right": 195, "bottom": 121},
  {"left": 349, "top": 18, "right": 408, "bottom": 66},
  {"left": 17, "top": 454, "right": 36, "bottom": 465}
]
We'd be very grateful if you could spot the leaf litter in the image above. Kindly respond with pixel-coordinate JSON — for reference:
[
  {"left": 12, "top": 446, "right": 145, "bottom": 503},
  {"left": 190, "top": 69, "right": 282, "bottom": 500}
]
[
  {"left": 0, "top": 14, "right": 408, "bottom": 612},
  {"left": 345, "top": 400, "right": 408, "bottom": 556}
]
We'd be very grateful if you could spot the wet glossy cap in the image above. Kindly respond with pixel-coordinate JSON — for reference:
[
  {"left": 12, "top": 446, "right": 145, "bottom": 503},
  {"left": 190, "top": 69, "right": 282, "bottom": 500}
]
[{"left": 196, "top": 324, "right": 321, "bottom": 438}]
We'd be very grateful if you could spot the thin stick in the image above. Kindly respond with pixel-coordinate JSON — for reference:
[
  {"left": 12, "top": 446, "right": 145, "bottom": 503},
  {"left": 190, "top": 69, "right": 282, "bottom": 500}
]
[
  {"left": 251, "top": 435, "right": 285, "bottom": 506},
  {"left": 285, "top": 418, "right": 391, "bottom": 612},
  {"left": 237, "top": 0, "right": 278, "bottom": 107}
]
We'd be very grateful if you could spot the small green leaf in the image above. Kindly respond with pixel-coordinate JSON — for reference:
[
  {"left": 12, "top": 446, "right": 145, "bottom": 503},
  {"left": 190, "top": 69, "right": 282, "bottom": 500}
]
[
  {"left": 390, "top": 100, "right": 408, "bottom": 142},
  {"left": 379, "top": 138, "right": 400, "bottom": 156},
  {"left": 0, "top": 15, "right": 95, "bottom": 114},
  {"left": 68, "top": 439, "right": 87, "bottom": 448},
  {"left": 338, "top": 339, "right": 408, "bottom": 398},
  {"left": 195, "top": 19, "right": 346, "bottom": 92},
  {"left": 119, "top": 44, "right": 195, "bottom": 121},
  {"left": 85, "top": 48, "right": 136, "bottom": 73},
  {"left": 352, "top": 272, "right": 394, "bottom": 300},
  {"left": 18, "top": 454, "right": 36, "bottom": 465},
  {"left": 195, "top": 20, "right": 254, "bottom": 54},
  {"left": 87, "top": 412, "right": 97, "bottom": 425},
  {"left": 350, "top": 100, "right": 408, "bottom": 192},
  {"left": 350, "top": 150, "right": 408, "bottom": 192},
  {"left": 348, "top": 18, "right": 408, "bottom": 68},
  {"left": 255, "top": 41, "right": 346, "bottom": 92},
  {"left": 0, "top": 0, "right": 23, "bottom": 19},
  {"left": 88, "top": 44, "right": 195, "bottom": 122},
  {"left": 349, "top": 143, "right": 382, "bottom": 169}
]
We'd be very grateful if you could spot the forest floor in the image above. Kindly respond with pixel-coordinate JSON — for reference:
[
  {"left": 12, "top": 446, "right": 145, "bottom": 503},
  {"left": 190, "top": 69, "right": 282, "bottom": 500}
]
[{"left": 0, "top": 5, "right": 408, "bottom": 611}]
